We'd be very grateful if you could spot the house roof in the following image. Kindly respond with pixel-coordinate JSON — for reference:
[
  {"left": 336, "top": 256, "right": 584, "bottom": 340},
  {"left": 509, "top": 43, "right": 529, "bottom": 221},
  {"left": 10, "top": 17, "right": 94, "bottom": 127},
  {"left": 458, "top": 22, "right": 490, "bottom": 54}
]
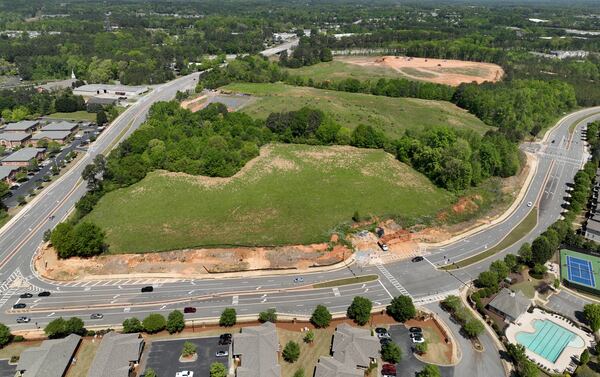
[
  {"left": 331, "top": 323, "right": 380, "bottom": 368},
  {"left": 314, "top": 357, "right": 363, "bottom": 377},
  {"left": 31, "top": 130, "right": 72, "bottom": 140},
  {"left": 587, "top": 218, "right": 600, "bottom": 233},
  {"left": 41, "top": 121, "right": 78, "bottom": 132},
  {"left": 0, "top": 166, "right": 17, "bottom": 180},
  {"left": 16, "top": 334, "right": 81, "bottom": 377},
  {"left": 87, "top": 332, "right": 144, "bottom": 377},
  {"left": 233, "top": 322, "right": 281, "bottom": 377},
  {"left": 1, "top": 148, "right": 45, "bottom": 163},
  {"left": 487, "top": 288, "right": 531, "bottom": 320},
  {"left": 75, "top": 84, "right": 148, "bottom": 94},
  {"left": 0, "top": 132, "right": 31, "bottom": 142},
  {"left": 2, "top": 120, "right": 39, "bottom": 131}
]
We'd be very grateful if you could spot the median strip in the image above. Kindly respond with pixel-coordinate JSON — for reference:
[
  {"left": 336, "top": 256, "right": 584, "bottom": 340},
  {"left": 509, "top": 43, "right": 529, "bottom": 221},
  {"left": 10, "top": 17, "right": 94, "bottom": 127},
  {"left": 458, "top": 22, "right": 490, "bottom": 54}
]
[{"left": 313, "top": 275, "right": 378, "bottom": 288}]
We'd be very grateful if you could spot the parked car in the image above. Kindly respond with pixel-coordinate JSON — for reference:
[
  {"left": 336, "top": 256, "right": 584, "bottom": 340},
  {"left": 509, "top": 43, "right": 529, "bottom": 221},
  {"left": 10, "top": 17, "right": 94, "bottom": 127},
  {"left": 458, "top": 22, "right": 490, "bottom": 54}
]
[
  {"left": 411, "top": 256, "right": 424, "bottom": 263},
  {"left": 38, "top": 291, "right": 51, "bottom": 297},
  {"left": 90, "top": 313, "right": 104, "bottom": 319},
  {"left": 12, "top": 303, "right": 26, "bottom": 309},
  {"left": 409, "top": 327, "right": 422, "bottom": 334},
  {"left": 378, "top": 241, "right": 389, "bottom": 251},
  {"left": 175, "top": 371, "right": 193, "bottom": 377},
  {"left": 19, "top": 293, "right": 33, "bottom": 298},
  {"left": 382, "top": 363, "right": 397, "bottom": 375},
  {"left": 141, "top": 286, "right": 154, "bottom": 292},
  {"left": 219, "top": 337, "right": 232, "bottom": 345},
  {"left": 374, "top": 327, "right": 388, "bottom": 334},
  {"left": 377, "top": 332, "right": 391, "bottom": 339},
  {"left": 411, "top": 335, "right": 425, "bottom": 344},
  {"left": 16, "top": 316, "right": 30, "bottom": 323},
  {"left": 184, "top": 307, "right": 196, "bottom": 313},
  {"left": 215, "top": 350, "right": 228, "bottom": 357},
  {"left": 293, "top": 277, "right": 304, "bottom": 283}
]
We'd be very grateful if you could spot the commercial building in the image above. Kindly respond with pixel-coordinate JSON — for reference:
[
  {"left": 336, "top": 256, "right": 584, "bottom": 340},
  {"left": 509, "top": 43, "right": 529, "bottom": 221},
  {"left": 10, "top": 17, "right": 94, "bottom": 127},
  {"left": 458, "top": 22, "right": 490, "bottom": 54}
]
[
  {"left": 486, "top": 288, "right": 532, "bottom": 323},
  {"left": 0, "top": 132, "right": 31, "bottom": 148},
  {"left": 16, "top": 334, "right": 81, "bottom": 377},
  {"left": 74, "top": 84, "right": 149, "bottom": 98},
  {"left": 233, "top": 322, "right": 281, "bottom": 377},
  {"left": 1, "top": 120, "right": 40, "bottom": 134},
  {"left": 41, "top": 121, "right": 79, "bottom": 133},
  {"left": 1, "top": 147, "right": 46, "bottom": 167},
  {"left": 87, "top": 332, "right": 144, "bottom": 377},
  {"left": 31, "top": 130, "right": 72, "bottom": 144}
]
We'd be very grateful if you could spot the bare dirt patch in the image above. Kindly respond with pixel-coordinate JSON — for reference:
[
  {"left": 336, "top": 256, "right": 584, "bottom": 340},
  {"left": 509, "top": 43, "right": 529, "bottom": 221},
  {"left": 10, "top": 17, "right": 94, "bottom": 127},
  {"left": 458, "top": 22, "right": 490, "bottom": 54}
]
[{"left": 338, "top": 56, "right": 504, "bottom": 86}]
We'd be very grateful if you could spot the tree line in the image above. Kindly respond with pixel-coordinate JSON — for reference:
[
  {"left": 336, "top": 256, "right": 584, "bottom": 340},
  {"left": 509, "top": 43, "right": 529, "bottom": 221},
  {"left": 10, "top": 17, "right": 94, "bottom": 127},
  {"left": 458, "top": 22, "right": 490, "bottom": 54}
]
[{"left": 279, "top": 31, "right": 333, "bottom": 68}]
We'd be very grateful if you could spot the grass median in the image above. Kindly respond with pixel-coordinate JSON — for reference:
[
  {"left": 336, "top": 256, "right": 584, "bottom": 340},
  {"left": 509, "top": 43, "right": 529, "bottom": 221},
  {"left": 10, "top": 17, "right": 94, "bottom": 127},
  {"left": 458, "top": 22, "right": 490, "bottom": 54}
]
[
  {"left": 313, "top": 275, "right": 379, "bottom": 288},
  {"left": 441, "top": 206, "right": 538, "bottom": 270}
]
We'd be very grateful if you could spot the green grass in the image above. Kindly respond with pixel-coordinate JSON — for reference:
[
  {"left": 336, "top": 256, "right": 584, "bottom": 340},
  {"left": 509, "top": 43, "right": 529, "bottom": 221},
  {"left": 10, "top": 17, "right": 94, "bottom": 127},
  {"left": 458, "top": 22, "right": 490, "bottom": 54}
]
[
  {"left": 285, "top": 60, "right": 399, "bottom": 83},
  {"left": 66, "top": 339, "right": 101, "bottom": 377},
  {"left": 223, "top": 83, "right": 491, "bottom": 139},
  {"left": 313, "top": 275, "right": 379, "bottom": 288},
  {"left": 560, "top": 248, "right": 600, "bottom": 290},
  {"left": 86, "top": 144, "right": 453, "bottom": 253},
  {"left": 46, "top": 111, "right": 96, "bottom": 122},
  {"left": 441, "top": 207, "right": 538, "bottom": 270},
  {"left": 278, "top": 327, "right": 335, "bottom": 377}
]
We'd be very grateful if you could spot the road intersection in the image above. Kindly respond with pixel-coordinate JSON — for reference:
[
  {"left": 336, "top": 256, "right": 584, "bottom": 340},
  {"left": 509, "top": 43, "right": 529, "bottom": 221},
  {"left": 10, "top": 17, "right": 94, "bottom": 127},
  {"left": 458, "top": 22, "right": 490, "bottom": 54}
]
[{"left": 0, "top": 73, "right": 599, "bottom": 344}]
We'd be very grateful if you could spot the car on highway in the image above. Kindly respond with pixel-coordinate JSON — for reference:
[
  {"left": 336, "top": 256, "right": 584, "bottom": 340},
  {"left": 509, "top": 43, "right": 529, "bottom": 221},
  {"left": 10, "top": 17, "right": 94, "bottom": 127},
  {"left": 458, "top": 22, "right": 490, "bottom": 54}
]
[
  {"left": 90, "top": 313, "right": 104, "bottom": 319},
  {"left": 215, "top": 350, "right": 228, "bottom": 357},
  {"left": 175, "top": 371, "right": 193, "bottom": 377},
  {"left": 293, "top": 277, "right": 304, "bottom": 283},
  {"left": 12, "top": 303, "right": 26, "bottom": 309},
  {"left": 527, "top": 201, "right": 533, "bottom": 207},
  {"left": 16, "top": 316, "right": 30, "bottom": 323},
  {"left": 141, "top": 286, "right": 154, "bottom": 292},
  {"left": 183, "top": 307, "right": 196, "bottom": 313},
  {"left": 411, "top": 256, "right": 424, "bottom": 263},
  {"left": 38, "top": 291, "right": 51, "bottom": 297},
  {"left": 19, "top": 293, "right": 33, "bottom": 298}
]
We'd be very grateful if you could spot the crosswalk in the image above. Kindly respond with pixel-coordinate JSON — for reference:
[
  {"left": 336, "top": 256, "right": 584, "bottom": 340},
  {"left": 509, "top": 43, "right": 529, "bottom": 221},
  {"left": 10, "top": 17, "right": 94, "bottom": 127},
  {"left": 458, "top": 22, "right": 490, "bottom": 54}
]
[
  {"left": 0, "top": 269, "right": 45, "bottom": 307},
  {"left": 375, "top": 264, "right": 412, "bottom": 298},
  {"left": 413, "top": 289, "right": 460, "bottom": 305}
]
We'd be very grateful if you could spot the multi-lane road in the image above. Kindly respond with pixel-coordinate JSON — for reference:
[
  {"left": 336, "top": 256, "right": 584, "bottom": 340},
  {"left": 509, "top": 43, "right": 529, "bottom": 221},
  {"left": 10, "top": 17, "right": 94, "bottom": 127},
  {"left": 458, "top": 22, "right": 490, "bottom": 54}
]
[{"left": 0, "top": 71, "right": 599, "bottom": 344}]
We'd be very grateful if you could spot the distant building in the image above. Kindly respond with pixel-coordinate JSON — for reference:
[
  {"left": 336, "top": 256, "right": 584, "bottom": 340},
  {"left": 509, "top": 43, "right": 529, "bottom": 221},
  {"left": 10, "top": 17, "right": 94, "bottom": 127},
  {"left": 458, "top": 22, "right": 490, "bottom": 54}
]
[
  {"left": 1, "top": 120, "right": 40, "bottom": 134},
  {"left": 1, "top": 147, "right": 46, "bottom": 167},
  {"left": 314, "top": 357, "right": 363, "bottom": 377},
  {"left": 487, "top": 288, "right": 532, "bottom": 323},
  {"left": 41, "top": 121, "right": 79, "bottom": 133},
  {"left": 73, "top": 84, "right": 149, "bottom": 98},
  {"left": 86, "top": 96, "right": 118, "bottom": 111},
  {"left": 233, "top": 322, "right": 281, "bottom": 377},
  {"left": 0, "top": 132, "right": 31, "bottom": 148},
  {"left": 87, "top": 332, "right": 144, "bottom": 377},
  {"left": 16, "top": 334, "right": 81, "bottom": 377},
  {"left": 0, "top": 165, "right": 18, "bottom": 185},
  {"left": 31, "top": 130, "right": 72, "bottom": 144}
]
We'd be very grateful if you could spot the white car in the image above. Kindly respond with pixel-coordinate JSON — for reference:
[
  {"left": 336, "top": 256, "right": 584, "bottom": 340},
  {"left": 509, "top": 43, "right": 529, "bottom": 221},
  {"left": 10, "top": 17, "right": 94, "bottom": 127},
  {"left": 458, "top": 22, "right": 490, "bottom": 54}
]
[
  {"left": 175, "top": 372, "right": 193, "bottom": 377},
  {"left": 411, "top": 335, "right": 425, "bottom": 344},
  {"left": 527, "top": 201, "right": 533, "bottom": 207}
]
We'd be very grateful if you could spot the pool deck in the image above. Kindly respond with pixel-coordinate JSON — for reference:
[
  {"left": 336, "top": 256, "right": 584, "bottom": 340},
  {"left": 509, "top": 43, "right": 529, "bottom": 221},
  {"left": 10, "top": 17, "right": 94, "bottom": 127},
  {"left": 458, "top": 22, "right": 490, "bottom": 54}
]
[{"left": 506, "top": 308, "right": 594, "bottom": 374}]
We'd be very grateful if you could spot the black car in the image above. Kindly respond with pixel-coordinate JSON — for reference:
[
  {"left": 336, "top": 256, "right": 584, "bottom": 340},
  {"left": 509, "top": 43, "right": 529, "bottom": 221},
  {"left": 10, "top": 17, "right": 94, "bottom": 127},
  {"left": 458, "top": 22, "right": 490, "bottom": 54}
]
[
  {"left": 141, "top": 286, "right": 154, "bottom": 292},
  {"left": 38, "top": 291, "right": 51, "bottom": 297},
  {"left": 380, "top": 337, "right": 392, "bottom": 346},
  {"left": 411, "top": 256, "right": 424, "bottom": 263},
  {"left": 19, "top": 293, "right": 33, "bottom": 298},
  {"left": 12, "top": 303, "right": 26, "bottom": 309},
  {"left": 409, "top": 326, "right": 423, "bottom": 333},
  {"left": 219, "top": 337, "right": 232, "bottom": 345},
  {"left": 184, "top": 307, "right": 196, "bottom": 313},
  {"left": 374, "top": 327, "right": 388, "bottom": 334}
]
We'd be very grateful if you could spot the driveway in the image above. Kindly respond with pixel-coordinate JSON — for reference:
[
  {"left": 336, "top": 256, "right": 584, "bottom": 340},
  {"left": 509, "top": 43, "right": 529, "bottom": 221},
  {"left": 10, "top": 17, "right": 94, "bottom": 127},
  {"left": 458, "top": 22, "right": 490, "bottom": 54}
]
[
  {"left": 387, "top": 325, "right": 454, "bottom": 377},
  {"left": 143, "top": 336, "right": 230, "bottom": 377},
  {"left": 426, "top": 303, "right": 506, "bottom": 377},
  {"left": 546, "top": 289, "right": 590, "bottom": 324},
  {"left": 0, "top": 360, "right": 16, "bottom": 377}
]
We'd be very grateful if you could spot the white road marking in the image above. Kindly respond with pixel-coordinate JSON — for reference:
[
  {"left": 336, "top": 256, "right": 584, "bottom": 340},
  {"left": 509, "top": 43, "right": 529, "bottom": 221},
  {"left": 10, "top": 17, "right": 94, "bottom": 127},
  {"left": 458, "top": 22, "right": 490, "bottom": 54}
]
[
  {"left": 232, "top": 295, "right": 239, "bottom": 305},
  {"left": 332, "top": 287, "right": 341, "bottom": 297}
]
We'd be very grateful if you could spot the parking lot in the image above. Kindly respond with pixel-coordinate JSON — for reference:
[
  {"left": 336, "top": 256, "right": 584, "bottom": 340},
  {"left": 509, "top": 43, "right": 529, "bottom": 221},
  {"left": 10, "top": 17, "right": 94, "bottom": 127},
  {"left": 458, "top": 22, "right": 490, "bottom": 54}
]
[
  {"left": 143, "top": 336, "right": 230, "bottom": 377},
  {"left": 0, "top": 360, "right": 16, "bottom": 377},
  {"left": 387, "top": 325, "right": 454, "bottom": 377}
]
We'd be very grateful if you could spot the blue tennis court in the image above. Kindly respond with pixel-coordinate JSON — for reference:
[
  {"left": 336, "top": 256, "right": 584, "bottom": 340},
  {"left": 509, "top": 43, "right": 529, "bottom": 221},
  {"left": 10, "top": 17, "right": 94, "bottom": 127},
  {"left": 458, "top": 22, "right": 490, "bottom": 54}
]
[{"left": 566, "top": 255, "right": 596, "bottom": 288}]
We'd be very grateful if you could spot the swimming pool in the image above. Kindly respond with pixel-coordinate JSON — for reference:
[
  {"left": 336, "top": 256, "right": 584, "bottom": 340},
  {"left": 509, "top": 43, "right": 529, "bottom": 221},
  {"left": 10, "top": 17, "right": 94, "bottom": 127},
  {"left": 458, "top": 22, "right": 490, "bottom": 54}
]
[{"left": 516, "top": 319, "right": 584, "bottom": 363}]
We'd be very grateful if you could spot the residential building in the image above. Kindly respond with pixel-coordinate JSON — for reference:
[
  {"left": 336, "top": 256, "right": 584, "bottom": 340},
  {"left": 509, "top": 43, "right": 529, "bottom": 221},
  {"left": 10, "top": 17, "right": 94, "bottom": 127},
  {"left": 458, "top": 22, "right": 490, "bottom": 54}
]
[
  {"left": 1, "top": 120, "right": 40, "bottom": 134},
  {"left": 0, "top": 132, "right": 31, "bottom": 148},
  {"left": 16, "top": 334, "right": 81, "bottom": 377},
  {"left": 31, "top": 131, "right": 72, "bottom": 144},
  {"left": 1, "top": 148, "right": 46, "bottom": 167},
  {"left": 0, "top": 165, "right": 18, "bottom": 185},
  {"left": 330, "top": 323, "right": 379, "bottom": 370},
  {"left": 233, "top": 322, "right": 281, "bottom": 377},
  {"left": 487, "top": 288, "right": 532, "bottom": 323},
  {"left": 314, "top": 357, "right": 363, "bottom": 377},
  {"left": 87, "top": 332, "right": 144, "bottom": 377},
  {"left": 41, "top": 121, "right": 78, "bottom": 133}
]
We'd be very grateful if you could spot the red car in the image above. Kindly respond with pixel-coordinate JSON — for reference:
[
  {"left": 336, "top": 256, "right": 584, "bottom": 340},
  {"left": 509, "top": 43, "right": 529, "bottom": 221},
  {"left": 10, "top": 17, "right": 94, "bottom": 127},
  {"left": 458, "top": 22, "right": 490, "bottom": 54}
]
[
  {"left": 184, "top": 307, "right": 196, "bottom": 313},
  {"left": 382, "top": 363, "right": 397, "bottom": 375}
]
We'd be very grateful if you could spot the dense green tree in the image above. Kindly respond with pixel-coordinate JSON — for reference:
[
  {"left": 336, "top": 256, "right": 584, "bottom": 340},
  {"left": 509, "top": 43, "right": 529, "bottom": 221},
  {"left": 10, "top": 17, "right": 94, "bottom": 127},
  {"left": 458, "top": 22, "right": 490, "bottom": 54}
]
[
  {"left": 418, "top": 364, "right": 441, "bottom": 377},
  {"left": 347, "top": 296, "right": 372, "bottom": 326},
  {"left": 0, "top": 324, "right": 11, "bottom": 347},
  {"left": 381, "top": 342, "right": 402, "bottom": 363},
  {"left": 166, "top": 310, "right": 185, "bottom": 334},
  {"left": 44, "top": 317, "right": 85, "bottom": 339},
  {"left": 210, "top": 362, "right": 227, "bottom": 377},
  {"left": 122, "top": 318, "right": 143, "bottom": 333},
  {"left": 584, "top": 304, "right": 600, "bottom": 332},
  {"left": 386, "top": 295, "right": 416, "bottom": 322},
  {"left": 258, "top": 308, "right": 277, "bottom": 323},
  {"left": 463, "top": 319, "right": 484, "bottom": 338},
  {"left": 142, "top": 314, "right": 166, "bottom": 334},
  {"left": 282, "top": 340, "right": 300, "bottom": 363},
  {"left": 518, "top": 243, "right": 533, "bottom": 265},
  {"left": 144, "top": 368, "right": 157, "bottom": 377},
  {"left": 219, "top": 308, "right": 237, "bottom": 327},
  {"left": 311, "top": 305, "right": 332, "bottom": 328}
]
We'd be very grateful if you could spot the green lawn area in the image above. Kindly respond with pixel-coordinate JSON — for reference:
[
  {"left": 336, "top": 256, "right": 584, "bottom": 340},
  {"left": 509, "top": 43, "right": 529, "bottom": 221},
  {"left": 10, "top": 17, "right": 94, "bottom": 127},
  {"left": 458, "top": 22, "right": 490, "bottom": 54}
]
[
  {"left": 278, "top": 327, "right": 335, "bottom": 377},
  {"left": 285, "top": 60, "right": 399, "bottom": 83},
  {"left": 87, "top": 144, "right": 453, "bottom": 253},
  {"left": 66, "top": 339, "right": 101, "bottom": 377},
  {"left": 224, "top": 83, "right": 491, "bottom": 139},
  {"left": 313, "top": 275, "right": 379, "bottom": 288},
  {"left": 46, "top": 111, "right": 96, "bottom": 122},
  {"left": 441, "top": 206, "right": 538, "bottom": 270}
]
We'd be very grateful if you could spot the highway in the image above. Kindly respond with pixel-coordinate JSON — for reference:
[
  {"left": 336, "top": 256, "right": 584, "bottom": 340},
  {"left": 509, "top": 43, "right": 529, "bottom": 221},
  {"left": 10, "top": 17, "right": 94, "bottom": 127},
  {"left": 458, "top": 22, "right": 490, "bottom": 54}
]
[{"left": 0, "top": 71, "right": 598, "bottom": 345}]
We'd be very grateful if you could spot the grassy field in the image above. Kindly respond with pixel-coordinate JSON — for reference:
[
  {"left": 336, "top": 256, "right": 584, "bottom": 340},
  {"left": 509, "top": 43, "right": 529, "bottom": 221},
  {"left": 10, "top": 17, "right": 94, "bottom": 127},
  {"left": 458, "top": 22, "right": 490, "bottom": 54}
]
[
  {"left": 278, "top": 327, "right": 335, "bottom": 377},
  {"left": 441, "top": 207, "right": 538, "bottom": 270},
  {"left": 285, "top": 60, "right": 399, "bottom": 83},
  {"left": 87, "top": 144, "right": 453, "bottom": 253},
  {"left": 46, "top": 111, "right": 96, "bottom": 122},
  {"left": 224, "top": 83, "right": 491, "bottom": 139}
]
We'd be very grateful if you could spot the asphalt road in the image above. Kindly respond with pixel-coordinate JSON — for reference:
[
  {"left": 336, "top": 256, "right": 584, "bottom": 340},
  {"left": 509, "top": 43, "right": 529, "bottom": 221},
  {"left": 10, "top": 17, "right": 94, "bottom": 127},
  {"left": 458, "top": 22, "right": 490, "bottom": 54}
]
[{"left": 0, "top": 69, "right": 598, "bottom": 377}]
